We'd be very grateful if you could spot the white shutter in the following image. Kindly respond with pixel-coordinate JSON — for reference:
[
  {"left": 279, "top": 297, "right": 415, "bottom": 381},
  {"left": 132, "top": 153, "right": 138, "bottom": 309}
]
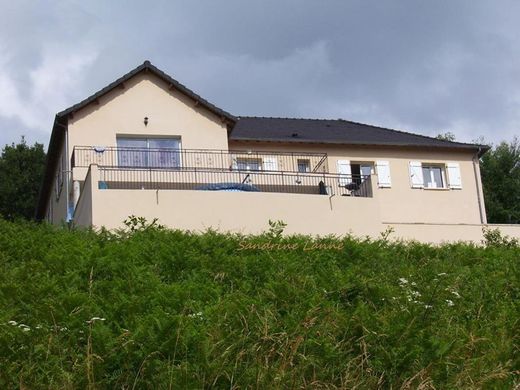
[
  {"left": 409, "top": 161, "right": 424, "bottom": 188},
  {"left": 263, "top": 156, "right": 278, "bottom": 171},
  {"left": 446, "top": 162, "right": 462, "bottom": 189},
  {"left": 337, "top": 160, "right": 352, "bottom": 185},
  {"left": 375, "top": 160, "right": 391, "bottom": 188}
]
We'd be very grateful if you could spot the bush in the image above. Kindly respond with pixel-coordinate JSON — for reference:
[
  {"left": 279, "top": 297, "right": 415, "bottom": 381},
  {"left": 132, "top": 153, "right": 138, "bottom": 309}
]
[{"left": 0, "top": 219, "right": 518, "bottom": 388}]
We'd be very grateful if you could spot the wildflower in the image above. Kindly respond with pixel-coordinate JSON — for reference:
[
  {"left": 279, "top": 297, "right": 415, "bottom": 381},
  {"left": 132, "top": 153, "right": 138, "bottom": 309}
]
[
  {"left": 410, "top": 290, "right": 421, "bottom": 297},
  {"left": 7, "top": 321, "right": 17, "bottom": 326},
  {"left": 86, "top": 317, "right": 106, "bottom": 324},
  {"left": 398, "top": 278, "right": 409, "bottom": 285},
  {"left": 446, "top": 299, "right": 454, "bottom": 307},
  {"left": 424, "top": 304, "right": 433, "bottom": 309}
]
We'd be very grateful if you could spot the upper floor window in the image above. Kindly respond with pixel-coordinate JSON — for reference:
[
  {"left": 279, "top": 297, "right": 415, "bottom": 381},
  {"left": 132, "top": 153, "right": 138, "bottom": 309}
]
[
  {"left": 235, "top": 157, "right": 262, "bottom": 171},
  {"left": 117, "top": 137, "right": 181, "bottom": 168},
  {"left": 422, "top": 165, "right": 445, "bottom": 189},
  {"left": 409, "top": 161, "right": 462, "bottom": 189},
  {"left": 297, "top": 159, "right": 311, "bottom": 173}
]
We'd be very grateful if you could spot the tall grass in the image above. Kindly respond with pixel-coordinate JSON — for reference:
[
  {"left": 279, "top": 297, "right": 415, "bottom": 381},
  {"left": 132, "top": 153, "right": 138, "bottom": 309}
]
[{"left": 0, "top": 218, "right": 518, "bottom": 389}]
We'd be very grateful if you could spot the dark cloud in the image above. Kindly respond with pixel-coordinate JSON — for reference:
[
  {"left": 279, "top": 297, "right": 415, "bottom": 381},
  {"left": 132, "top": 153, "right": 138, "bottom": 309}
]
[{"left": 0, "top": 0, "right": 518, "bottom": 148}]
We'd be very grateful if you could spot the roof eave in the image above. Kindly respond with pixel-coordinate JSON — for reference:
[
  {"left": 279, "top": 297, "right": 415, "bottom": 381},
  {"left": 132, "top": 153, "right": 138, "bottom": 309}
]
[
  {"left": 35, "top": 115, "right": 67, "bottom": 221},
  {"left": 229, "top": 137, "right": 490, "bottom": 153}
]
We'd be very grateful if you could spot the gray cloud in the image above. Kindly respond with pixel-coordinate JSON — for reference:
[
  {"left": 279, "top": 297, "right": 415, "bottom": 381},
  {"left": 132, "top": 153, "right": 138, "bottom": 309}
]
[{"left": 0, "top": 0, "right": 519, "bottom": 148}]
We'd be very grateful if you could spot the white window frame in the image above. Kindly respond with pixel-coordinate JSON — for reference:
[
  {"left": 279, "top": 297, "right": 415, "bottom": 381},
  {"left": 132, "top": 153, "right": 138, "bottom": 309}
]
[
  {"left": 421, "top": 164, "right": 447, "bottom": 189},
  {"left": 116, "top": 136, "right": 182, "bottom": 168},
  {"left": 297, "top": 159, "right": 311, "bottom": 173},
  {"left": 235, "top": 157, "right": 263, "bottom": 171}
]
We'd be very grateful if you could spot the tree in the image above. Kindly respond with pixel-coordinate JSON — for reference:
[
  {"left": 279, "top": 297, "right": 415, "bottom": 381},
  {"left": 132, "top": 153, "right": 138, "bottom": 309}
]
[
  {"left": 436, "top": 132, "right": 456, "bottom": 141},
  {"left": 0, "top": 137, "right": 46, "bottom": 220},
  {"left": 480, "top": 138, "right": 520, "bottom": 223}
]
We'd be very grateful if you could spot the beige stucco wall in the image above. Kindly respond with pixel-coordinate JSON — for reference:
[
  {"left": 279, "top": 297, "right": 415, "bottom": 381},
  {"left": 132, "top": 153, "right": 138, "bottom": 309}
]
[
  {"left": 75, "top": 166, "right": 382, "bottom": 237},
  {"left": 47, "top": 141, "right": 69, "bottom": 224},
  {"left": 68, "top": 72, "right": 229, "bottom": 182},
  {"left": 229, "top": 141, "right": 485, "bottom": 226},
  {"left": 73, "top": 165, "right": 520, "bottom": 243},
  {"left": 72, "top": 165, "right": 94, "bottom": 227},
  {"left": 384, "top": 222, "right": 520, "bottom": 244}
]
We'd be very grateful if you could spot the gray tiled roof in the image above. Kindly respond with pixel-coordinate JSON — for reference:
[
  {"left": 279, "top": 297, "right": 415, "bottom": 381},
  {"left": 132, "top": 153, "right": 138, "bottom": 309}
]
[{"left": 230, "top": 116, "right": 488, "bottom": 152}]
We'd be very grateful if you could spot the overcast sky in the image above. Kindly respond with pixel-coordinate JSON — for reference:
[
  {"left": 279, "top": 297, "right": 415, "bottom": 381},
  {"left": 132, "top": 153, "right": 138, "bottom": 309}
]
[{"left": 0, "top": 0, "right": 519, "bottom": 149}]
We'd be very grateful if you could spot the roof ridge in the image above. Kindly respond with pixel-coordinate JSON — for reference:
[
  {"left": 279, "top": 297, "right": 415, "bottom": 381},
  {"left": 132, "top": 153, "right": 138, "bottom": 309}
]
[
  {"left": 57, "top": 60, "right": 236, "bottom": 122},
  {"left": 237, "top": 116, "right": 483, "bottom": 147}
]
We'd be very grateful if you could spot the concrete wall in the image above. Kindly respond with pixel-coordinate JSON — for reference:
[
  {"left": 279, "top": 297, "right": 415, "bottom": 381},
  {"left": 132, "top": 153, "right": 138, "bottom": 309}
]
[
  {"left": 73, "top": 165, "right": 520, "bottom": 243},
  {"left": 229, "top": 141, "right": 486, "bottom": 226},
  {"left": 47, "top": 141, "right": 69, "bottom": 224},
  {"left": 75, "top": 165, "right": 382, "bottom": 237},
  {"left": 384, "top": 222, "right": 520, "bottom": 244},
  {"left": 72, "top": 166, "right": 94, "bottom": 227}
]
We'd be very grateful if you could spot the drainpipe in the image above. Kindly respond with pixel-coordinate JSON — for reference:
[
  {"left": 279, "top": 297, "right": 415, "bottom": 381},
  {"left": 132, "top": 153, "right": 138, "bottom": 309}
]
[
  {"left": 472, "top": 146, "right": 486, "bottom": 224},
  {"left": 64, "top": 127, "right": 71, "bottom": 223}
]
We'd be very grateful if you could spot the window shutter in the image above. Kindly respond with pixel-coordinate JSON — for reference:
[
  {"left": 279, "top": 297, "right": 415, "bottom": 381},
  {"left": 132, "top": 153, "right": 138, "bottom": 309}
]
[
  {"left": 446, "top": 162, "right": 462, "bottom": 189},
  {"left": 337, "top": 160, "right": 352, "bottom": 185},
  {"left": 409, "top": 161, "right": 424, "bottom": 188},
  {"left": 263, "top": 156, "right": 279, "bottom": 171},
  {"left": 375, "top": 160, "right": 391, "bottom": 188}
]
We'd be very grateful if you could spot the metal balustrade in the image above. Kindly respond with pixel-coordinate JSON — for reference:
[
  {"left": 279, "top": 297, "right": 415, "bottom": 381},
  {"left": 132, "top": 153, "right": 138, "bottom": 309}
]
[
  {"left": 96, "top": 167, "right": 373, "bottom": 197},
  {"left": 71, "top": 146, "right": 329, "bottom": 173}
]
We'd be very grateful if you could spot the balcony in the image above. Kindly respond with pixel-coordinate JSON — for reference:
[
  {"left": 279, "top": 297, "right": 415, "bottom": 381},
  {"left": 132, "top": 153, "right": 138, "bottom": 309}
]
[
  {"left": 71, "top": 146, "right": 372, "bottom": 198},
  {"left": 71, "top": 146, "right": 329, "bottom": 173}
]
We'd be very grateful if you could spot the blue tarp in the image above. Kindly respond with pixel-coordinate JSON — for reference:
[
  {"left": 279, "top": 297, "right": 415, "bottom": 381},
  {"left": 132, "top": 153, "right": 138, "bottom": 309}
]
[{"left": 195, "top": 183, "right": 260, "bottom": 192}]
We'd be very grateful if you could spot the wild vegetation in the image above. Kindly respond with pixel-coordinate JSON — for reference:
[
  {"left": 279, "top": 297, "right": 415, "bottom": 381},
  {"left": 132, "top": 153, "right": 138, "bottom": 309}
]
[{"left": 0, "top": 218, "right": 518, "bottom": 389}]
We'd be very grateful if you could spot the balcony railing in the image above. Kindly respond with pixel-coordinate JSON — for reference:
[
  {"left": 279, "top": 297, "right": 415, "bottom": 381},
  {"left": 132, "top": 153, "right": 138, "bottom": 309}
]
[
  {"left": 71, "top": 146, "right": 329, "bottom": 173},
  {"left": 96, "top": 167, "right": 373, "bottom": 197}
]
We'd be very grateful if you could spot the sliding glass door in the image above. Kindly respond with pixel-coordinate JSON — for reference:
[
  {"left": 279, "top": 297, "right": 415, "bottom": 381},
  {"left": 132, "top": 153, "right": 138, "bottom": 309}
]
[{"left": 117, "top": 137, "right": 181, "bottom": 168}]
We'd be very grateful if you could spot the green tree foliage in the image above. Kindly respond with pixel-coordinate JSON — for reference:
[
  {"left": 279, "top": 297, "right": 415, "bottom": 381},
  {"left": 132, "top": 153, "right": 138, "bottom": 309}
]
[
  {"left": 480, "top": 138, "right": 520, "bottom": 223},
  {"left": 0, "top": 137, "right": 46, "bottom": 220},
  {"left": 435, "top": 132, "right": 456, "bottom": 141}
]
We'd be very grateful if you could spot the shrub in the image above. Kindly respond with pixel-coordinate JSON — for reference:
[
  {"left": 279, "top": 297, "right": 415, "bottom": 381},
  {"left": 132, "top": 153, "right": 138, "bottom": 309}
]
[{"left": 0, "top": 219, "right": 518, "bottom": 388}]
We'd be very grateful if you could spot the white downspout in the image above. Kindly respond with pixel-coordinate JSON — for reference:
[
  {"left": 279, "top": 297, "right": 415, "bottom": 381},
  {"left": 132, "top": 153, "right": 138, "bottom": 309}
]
[
  {"left": 473, "top": 146, "right": 486, "bottom": 224},
  {"left": 64, "top": 127, "right": 71, "bottom": 222}
]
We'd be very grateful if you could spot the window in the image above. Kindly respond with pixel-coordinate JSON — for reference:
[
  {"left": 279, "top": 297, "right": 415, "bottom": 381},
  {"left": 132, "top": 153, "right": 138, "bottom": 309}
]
[
  {"left": 351, "top": 162, "right": 373, "bottom": 184},
  {"left": 117, "top": 137, "right": 181, "bottom": 168},
  {"left": 297, "top": 159, "right": 311, "bottom": 173},
  {"left": 410, "top": 161, "right": 462, "bottom": 189},
  {"left": 422, "top": 165, "right": 446, "bottom": 188},
  {"left": 235, "top": 157, "right": 262, "bottom": 171}
]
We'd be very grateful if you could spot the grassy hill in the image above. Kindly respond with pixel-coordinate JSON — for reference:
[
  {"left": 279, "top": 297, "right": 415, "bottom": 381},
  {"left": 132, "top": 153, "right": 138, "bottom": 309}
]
[{"left": 0, "top": 218, "right": 518, "bottom": 389}]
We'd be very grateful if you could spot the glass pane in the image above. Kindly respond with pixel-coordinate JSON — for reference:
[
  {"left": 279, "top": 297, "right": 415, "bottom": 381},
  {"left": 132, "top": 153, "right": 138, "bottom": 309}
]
[
  {"left": 117, "top": 138, "right": 147, "bottom": 167},
  {"left": 236, "top": 158, "right": 261, "bottom": 171},
  {"left": 432, "top": 167, "right": 443, "bottom": 188},
  {"left": 360, "top": 165, "right": 372, "bottom": 182},
  {"left": 422, "top": 167, "right": 432, "bottom": 187},
  {"left": 148, "top": 139, "right": 180, "bottom": 168},
  {"left": 297, "top": 160, "right": 310, "bottom": 173}
]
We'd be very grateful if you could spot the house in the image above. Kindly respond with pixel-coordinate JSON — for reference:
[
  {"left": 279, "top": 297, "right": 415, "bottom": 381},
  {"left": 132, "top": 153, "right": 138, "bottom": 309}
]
[{"left": 35, "top": 61, "right": 520, "bottom": 243}]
